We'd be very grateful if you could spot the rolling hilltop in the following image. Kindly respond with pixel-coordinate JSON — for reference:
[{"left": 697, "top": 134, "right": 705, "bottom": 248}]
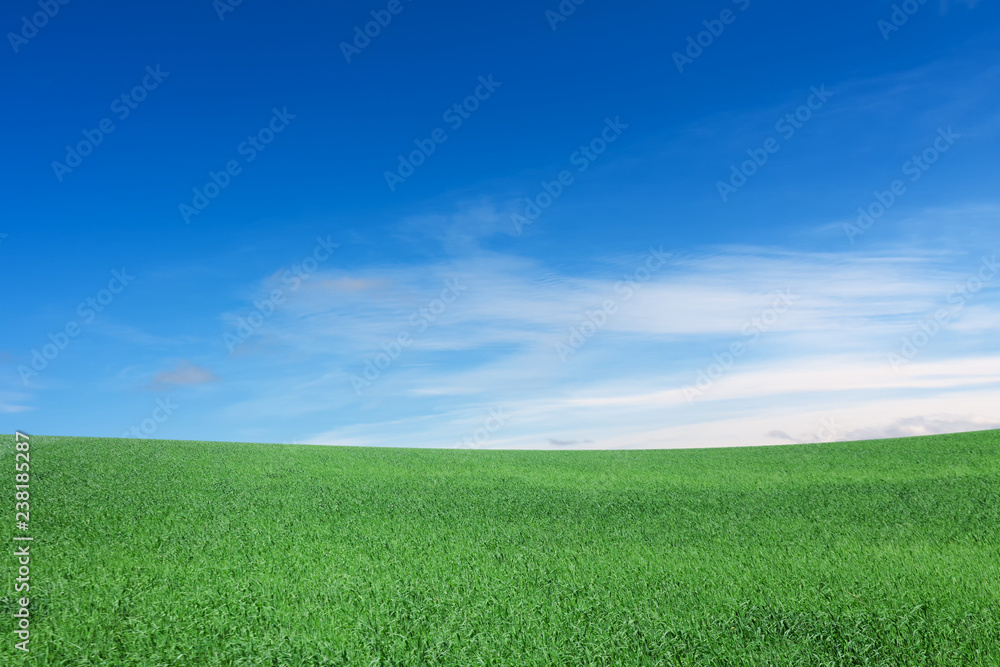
[{"left": 3, "top": 430, "right": 999, "bottom": 665}]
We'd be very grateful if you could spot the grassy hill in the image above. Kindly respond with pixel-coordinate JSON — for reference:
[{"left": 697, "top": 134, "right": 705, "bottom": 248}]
[{"left": 2, "top": 430, "right": 999, "bottom": 665}]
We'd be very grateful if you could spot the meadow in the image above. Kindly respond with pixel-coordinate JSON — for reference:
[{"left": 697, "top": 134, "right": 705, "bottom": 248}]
[{"left": 2, "top": 429, "right": 999, "bottom": 666}]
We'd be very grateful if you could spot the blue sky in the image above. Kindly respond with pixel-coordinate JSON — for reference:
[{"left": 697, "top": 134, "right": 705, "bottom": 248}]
[{"left": 3, "top": 0, "right": 1000, "bottom": 448}]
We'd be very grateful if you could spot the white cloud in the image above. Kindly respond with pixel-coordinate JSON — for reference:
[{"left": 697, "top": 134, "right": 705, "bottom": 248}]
[
  {"left": 0, "top": 389, "right": 35, "bottom": 415},
  {"left": 208, "top": 243, "right": 1000, "bottom": 449}
]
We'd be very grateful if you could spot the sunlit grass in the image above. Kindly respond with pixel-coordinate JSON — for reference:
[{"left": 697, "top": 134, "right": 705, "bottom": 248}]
[{"left": 2, "top": 429, "right": 998, "bottom": 665}]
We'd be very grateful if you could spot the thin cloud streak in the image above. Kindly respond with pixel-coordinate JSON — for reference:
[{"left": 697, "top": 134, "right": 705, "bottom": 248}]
[{"left": 207, "top": 242, "right": 1000, "bottom": 449}]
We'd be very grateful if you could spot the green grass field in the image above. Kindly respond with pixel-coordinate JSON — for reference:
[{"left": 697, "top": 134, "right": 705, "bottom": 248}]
[{"left": 2, "top": 430, "right": 999, "bottom": 666}]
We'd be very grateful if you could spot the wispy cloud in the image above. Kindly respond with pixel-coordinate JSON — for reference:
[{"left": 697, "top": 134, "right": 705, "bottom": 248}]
[
  {"left": 147, "top": 360, "right": 219, "bottom": 390},
  {"left": 215, "top": 238, "right": 1000, "bottom": 449},
  {"left": 0, "top": 391, "right": 35, "bottom": 414}
]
